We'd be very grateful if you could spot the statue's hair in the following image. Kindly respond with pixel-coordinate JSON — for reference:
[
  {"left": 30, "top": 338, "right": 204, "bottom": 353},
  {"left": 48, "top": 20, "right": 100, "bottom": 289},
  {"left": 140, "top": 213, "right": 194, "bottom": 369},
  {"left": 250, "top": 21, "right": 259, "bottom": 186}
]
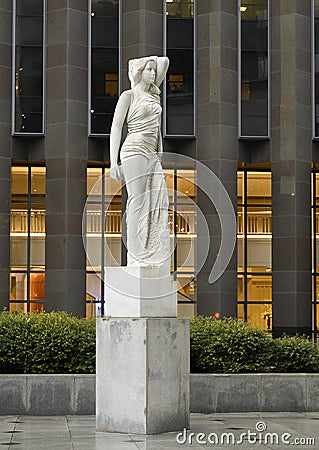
[{"left": 128, "top": 56, "right": 158, "bottom": 90}]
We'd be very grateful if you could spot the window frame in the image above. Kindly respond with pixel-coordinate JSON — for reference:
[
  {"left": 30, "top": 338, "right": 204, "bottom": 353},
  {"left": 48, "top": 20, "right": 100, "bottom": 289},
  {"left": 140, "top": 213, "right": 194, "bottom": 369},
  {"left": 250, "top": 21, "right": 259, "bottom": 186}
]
[
  {"left": 163, "top": 0, "right": 197, "bottom": 139},
  {"left": 311, "top": 170, "right": 319, "bottom": 342},
  {"left": 238, "top": 0, "right": 270, "bottom": 140},
  {"left": 11, "top": 0, "right": 46, "bottom": 137},
  {"left": 85, "top": 164, "right": 197, "bottom": 317},
  {"left": 237, "top": 168, "right": 272, "bottom": 331},
  {"left": 88, "top": 0, "right": 122, "bottom": 137},
  {"left": 10, "top": 163, "right": 46, "bottom": 313}
]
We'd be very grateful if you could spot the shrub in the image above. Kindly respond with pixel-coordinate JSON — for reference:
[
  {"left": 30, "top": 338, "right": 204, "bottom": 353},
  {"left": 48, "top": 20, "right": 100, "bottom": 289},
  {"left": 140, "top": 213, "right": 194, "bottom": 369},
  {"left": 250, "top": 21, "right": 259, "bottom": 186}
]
[
  {"left": 190, "top": 316, "right": 273, "bottom": 373},
  {"left": 0, "top": 311, "right": 95, "bottom": 374},
  {"left": 270, "top": 335, "right": 319, "bottom": 373},
  {"left": 190, "top": 316, "right": 319, "bottom": 373},
  {"left": 1, "top": 312, "right": 319, "bottom": 374}
]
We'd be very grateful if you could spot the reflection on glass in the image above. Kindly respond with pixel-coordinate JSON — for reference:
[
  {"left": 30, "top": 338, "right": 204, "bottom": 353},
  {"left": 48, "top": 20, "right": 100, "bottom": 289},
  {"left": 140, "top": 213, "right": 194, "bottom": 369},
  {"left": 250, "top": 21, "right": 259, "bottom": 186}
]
[
  {"left": 11, "top": 167, "right": 28, "bottom": 195},
  {"left": 105, "top": 234, "right": 121, "bottom": 266},
  {"left": 10, "top": 166, "right": 46, "bottom": 311},
  {"left": 31, "top": 167, "right": 46, "bottom": 195},
  {"left": 246, "top": 274, "right": 271, "bottom": 301},
  {"left": 237, "top": 170, "right": 272, "bottom": 325},
  {"left": 177, "top": 273, "right": 195, "bottom": 299},
  {"left": 14, "top": 0, "right": 44, "bottom": 133},
  {"left": 86, "top": 167, "right": 197, "bottom": 307},
  {"left": 315, "top": 173, "right": 319, "bottom": 206},
  {"left": 246, "top": 207, "right": 271, "bottom": 268},
  {"left": 237, "top": 206, "right": 244, "bottom": 271},
  {"left": 86, "top": 273, "right": 103, "bottom": 318},
  {"left": 247, "top": 303, "right": 272, "bottom": 330},
  {"left": 10, "top": 234, "right": 28, "bottom": 268},
  {"left": 90, "top": 0, "right": 119, "bottom": 134},
  {"left": 177, "top": 273, "right": 196, "bottom": 316},
  {"left": 87, "top": 168, "right": 102, "bottom": 195},
  {"left": 246, "top": 172, "right": 271, "bottom": 203},
  {"left": 86, "top": 167, "right": 122, "bottom": 315},
  {"left": 10, "top": 273, "right": 27, "bottom": 301},
  {"left": 237, "top": 171, "right": 244, "bottom": 204},
  {"left": 30, "top": 234, "right": 45, "bottom": 269},
  {"left": 165, "top": 0, "right": 195, "bottom": 135},
  {"left": 178, "top": 302, "right": 195, "bottom": 316},
  {"left": 166, "top": 0, "right": 194, "bottom": 18},
  {"left": 177, "top": 171, "right": 195, "bottom": 199},
  {"left": 312, "top": 172, "right": 319, "bottom": 337},
  {"left": 177, "top": 234, "right": 195, "bottom": 269},
  {"left": 240, "top": 0, "right": 269, "bottom": 137},
  {"left": 237, "top": 302, "right": 244, "bottom": 321},
  {"left": 238, "top": 276, "right": 244, "bottom": 301}
]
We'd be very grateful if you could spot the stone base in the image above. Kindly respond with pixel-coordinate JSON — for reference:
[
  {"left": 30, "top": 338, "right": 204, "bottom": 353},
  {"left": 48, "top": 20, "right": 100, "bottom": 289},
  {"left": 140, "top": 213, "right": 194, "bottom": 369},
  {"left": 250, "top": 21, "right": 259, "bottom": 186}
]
[
  {"left": 104, "top": 266, "right": 177, "bottom": 317},
  {"left": 96, "top": 317, "right": 190, "bottom": 434}
]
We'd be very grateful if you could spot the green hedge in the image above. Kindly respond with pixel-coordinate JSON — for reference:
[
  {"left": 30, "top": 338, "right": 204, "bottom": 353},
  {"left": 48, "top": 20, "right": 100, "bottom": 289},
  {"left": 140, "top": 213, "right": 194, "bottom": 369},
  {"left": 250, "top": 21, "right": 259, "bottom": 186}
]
[
  {"left": 190, "top": 317, "right": 319, "bottom": 373},
  {"left": 0, "top": 311, "right": 95, "bottom": 374},
  {"left": 1, "top": 312, "right": 319, "bottom": 373}
]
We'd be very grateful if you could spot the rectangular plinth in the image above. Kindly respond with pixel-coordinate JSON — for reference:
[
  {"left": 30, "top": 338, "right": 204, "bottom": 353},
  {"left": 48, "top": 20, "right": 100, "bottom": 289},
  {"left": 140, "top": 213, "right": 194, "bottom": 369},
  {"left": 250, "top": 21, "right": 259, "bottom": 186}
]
[
  {"left": 96, "top": 317, "right": 190, "bottom": 434},
  {"left": 105, "top": 266, "right": 177, "bottom": 317}
]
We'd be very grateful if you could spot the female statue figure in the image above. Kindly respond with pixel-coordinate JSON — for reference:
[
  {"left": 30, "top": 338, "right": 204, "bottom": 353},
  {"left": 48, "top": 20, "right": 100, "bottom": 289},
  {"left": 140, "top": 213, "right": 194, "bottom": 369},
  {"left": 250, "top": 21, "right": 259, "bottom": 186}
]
[{"left": 110, "top": 56, "right": 170, "bottom": 272}]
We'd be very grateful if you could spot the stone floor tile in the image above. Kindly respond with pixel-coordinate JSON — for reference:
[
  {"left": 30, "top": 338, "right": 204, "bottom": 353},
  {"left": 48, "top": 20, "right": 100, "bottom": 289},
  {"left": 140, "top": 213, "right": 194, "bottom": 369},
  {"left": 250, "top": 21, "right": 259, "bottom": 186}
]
[{"left": 0, "top": 413, "right": 317, "bottom": 449}]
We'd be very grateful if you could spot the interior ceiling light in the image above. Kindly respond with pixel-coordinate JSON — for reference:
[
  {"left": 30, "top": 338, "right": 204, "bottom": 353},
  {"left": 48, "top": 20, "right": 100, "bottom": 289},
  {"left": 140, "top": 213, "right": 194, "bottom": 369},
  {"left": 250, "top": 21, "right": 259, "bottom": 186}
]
[{"left": 240, "top": 6, "right": 248, "bottom": 12}]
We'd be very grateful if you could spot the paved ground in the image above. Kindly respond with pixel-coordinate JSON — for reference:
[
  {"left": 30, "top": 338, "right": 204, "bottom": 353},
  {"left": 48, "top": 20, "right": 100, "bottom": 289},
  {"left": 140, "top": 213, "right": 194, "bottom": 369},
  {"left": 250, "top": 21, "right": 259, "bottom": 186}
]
[{"left": 0, "top": 412, "right": 318, "bottom": 449}]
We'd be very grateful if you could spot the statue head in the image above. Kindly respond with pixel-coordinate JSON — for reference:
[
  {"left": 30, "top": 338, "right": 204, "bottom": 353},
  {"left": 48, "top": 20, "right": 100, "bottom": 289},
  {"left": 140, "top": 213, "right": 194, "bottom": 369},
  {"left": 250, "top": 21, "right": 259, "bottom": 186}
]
[{"left": 128, "top": 56, "right": 158, "bottom": 89}]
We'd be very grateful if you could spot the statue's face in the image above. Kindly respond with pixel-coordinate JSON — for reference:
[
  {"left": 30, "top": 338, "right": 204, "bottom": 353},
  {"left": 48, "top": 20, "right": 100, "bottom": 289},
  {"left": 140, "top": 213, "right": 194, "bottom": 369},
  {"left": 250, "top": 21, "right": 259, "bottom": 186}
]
[{"left": 141, "top": 61, "right": 156, "bottom": 85}]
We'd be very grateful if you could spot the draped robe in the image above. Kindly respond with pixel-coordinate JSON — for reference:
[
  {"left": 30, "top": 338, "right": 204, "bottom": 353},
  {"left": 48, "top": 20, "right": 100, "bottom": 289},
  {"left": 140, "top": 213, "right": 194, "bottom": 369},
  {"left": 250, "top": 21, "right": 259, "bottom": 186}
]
[{"left": 120, "top": 89, "right": 170, "bottom": 271}]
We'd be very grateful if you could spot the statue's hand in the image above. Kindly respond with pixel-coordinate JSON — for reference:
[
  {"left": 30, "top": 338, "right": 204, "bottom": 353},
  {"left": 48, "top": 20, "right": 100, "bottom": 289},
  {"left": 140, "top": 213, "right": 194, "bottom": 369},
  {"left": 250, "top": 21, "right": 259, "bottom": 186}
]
[{"left": 110, "top": 165, "right": 123, "bottom": 181}]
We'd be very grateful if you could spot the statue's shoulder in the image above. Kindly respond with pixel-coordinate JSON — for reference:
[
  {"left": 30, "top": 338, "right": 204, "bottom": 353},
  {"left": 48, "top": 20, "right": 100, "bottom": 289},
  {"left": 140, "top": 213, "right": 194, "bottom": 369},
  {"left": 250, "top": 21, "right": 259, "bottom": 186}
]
[{"left": 119, "top": 89, "right": 133, "bottom": 101}]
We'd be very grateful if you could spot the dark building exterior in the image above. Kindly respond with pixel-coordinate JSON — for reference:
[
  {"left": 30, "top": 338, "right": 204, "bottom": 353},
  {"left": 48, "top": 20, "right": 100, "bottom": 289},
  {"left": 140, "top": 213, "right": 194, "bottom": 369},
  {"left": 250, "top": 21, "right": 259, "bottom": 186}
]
[{"left": 0, "top": 0, "right": 318, "bottom": 340}]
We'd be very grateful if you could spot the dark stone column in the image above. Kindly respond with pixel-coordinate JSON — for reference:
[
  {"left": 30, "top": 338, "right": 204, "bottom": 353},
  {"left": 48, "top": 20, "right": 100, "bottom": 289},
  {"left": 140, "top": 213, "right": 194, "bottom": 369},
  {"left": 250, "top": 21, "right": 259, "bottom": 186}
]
[
  {"left": 196, "top": 0, "right": 238, "bottom": 317},
  {"left": 0, "top": 3, "right": 12, "bottom": 309},
  {"left": 45, "top": 1, "right": 88, "bottom": 316},
  {"left": 122, "top": 0, "right": 163, "bottom": 89},
  {"left": 271, "top": 1, "right": 312, "bottom": 336}
]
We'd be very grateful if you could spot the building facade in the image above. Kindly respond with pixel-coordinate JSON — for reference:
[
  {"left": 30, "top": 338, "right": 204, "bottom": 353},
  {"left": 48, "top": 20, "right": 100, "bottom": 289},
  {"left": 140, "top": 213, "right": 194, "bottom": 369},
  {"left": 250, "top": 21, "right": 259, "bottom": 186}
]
[{"left": 0, "top": 0, "right": 318, "bottom": 339}]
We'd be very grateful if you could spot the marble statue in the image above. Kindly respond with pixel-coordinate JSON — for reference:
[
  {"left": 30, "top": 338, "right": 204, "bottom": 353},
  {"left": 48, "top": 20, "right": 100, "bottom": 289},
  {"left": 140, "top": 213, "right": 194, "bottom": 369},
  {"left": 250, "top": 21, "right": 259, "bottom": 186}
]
[{"left": 110, "top": 56, "right": 170, "bottom": 271}]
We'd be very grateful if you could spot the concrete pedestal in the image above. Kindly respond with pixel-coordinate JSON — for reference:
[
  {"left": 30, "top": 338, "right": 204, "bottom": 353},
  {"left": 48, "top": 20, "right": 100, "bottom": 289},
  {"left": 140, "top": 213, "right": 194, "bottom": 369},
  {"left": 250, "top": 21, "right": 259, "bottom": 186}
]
[
  {"left": 104, "top": 266, "right": 177, "bottom": 317},
  {"left": 96, "top": 317, "right": 190, "bottom": 434}
]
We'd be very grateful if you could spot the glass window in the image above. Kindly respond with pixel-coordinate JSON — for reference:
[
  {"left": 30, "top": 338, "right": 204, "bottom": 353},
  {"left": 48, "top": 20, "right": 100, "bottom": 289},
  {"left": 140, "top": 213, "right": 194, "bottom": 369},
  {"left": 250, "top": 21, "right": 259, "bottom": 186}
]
[
  {"left": 247, "top": 303, "right": 272, "bottom": 330},
  {"left": 239, "top": 0, "right": 269, "bottom": 138},
  {"left": 85, "top": 166, "right": 197, "bottom": 317},
  {"left": 166, "top": 168, "right": 197, "bottom": 316},
  {"left": 164, "top": 0, "right": 195, "bottom": 136},
  {"left": 311, "top": 171, "right": 319, "bottom": 340},
  {"left": 86, "top": 167, "right": 122, "bottom": 316},
  {"left": 13, "top": 0, "right": 45, "bottom": 134},
  {"left": 89, "top": 0, "right": 120, "bottom": 135},
  {"left": 238, "top": 169, "right": 272, "bottom": 330},
  {"left": 10, "top": 166, "right": 46, "bottom": 313}
]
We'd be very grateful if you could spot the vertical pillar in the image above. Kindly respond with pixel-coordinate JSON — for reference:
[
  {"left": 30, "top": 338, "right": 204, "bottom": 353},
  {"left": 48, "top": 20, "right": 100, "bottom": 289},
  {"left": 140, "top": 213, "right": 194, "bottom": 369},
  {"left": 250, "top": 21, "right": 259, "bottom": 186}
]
[
  {"left": 45, "top": 1, "right": 88, "bottom": 316},
  {"left": 271, "top": 1, "right": 312, "bottom": 336},
  {"left": 0, "top": 3, "right": 12, "bottom": 309},
  {"left": 196, "top": 0, "right": 238, "bottom": 317},
  {"left": 122, "top": 0, "right": 163, "bottom": 89}
]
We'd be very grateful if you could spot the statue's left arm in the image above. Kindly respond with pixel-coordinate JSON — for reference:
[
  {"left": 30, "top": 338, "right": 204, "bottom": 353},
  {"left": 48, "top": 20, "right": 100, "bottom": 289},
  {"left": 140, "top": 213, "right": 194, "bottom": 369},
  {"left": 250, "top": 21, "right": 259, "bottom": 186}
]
[{"left": 155, "top": 57, "right": 169, "bottom": 87}]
